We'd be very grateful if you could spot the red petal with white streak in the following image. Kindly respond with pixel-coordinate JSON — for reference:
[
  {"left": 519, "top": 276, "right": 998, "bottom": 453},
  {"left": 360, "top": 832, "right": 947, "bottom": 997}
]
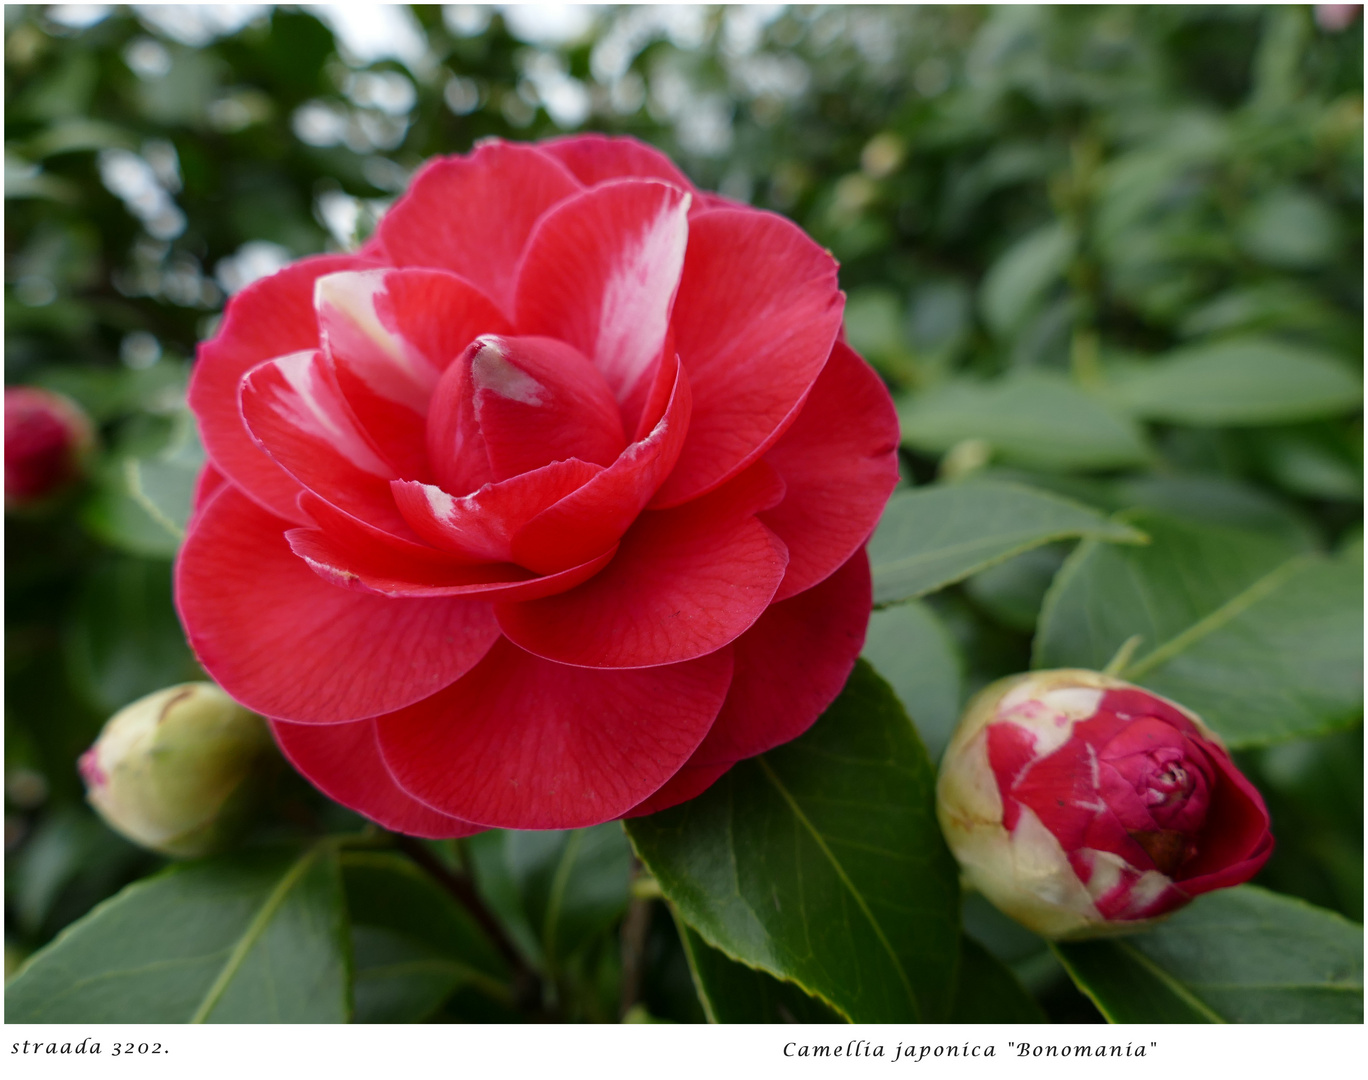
[
  {"left": 240, "top": 350, "right": 409, "bottom": 535},
  {"left": 375, "top": 638, "right": 734, "bottom": 829},
  {"left": 175, "top": 485, "right": 499, "bottom": 723},
  {"left": 515, "top": 179, "right": 690, "bottom": 424},
  {"left": 292, "top": 488, "right": 617, "bottom": 600},
  {"left": 317, "top": 268, "right": 511, "bottom": 481},
  {"left": 191, "top": 255, "right": 372, "bottom": 522},
  {"left": 509, "top": 349, "right": 691, "bottom": 575}
]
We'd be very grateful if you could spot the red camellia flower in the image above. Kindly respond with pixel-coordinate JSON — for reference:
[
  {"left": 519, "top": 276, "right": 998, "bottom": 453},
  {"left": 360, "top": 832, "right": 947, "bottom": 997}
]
[
  {"left": 175, "top": 136, "right": 900, "bottom": 836},
  {"left": 5, "top": 386, "right": 93, "bottom": 509},
  {"left": 937, "top": 670, "right": 1273, "bottom": 939}
]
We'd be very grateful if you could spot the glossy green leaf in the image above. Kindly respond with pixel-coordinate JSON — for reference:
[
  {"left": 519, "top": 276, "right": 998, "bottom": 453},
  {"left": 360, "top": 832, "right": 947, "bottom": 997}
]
[
  {"left": 342, "top": 851, "right": 510, "bottom": 1024},
  {"left": 868, "top": 480, "right": 1146, "bottom": 604},
  {"left": 862, "top": 599, "right": 963, "bottom": 760},
  {"left": 899, "top": 371, "right": 1150, "bottom": 472},
  {"left": 1036, "top": 512, "right": 1363, "bottom": 746},
  {"left": 1055, "top": 886, "right": 1363, "bottom": 1023},
  {"left": 1104, "top": 338, "right": 1361, "bottom": 426},
  {"left": 626, "top": 661, "right": 961, "bottom": 1023},
  {"left": 676, "top": 918, "right": 844, "bottom": 1023},
  {"left": 950, "top": 937, "right": 1047, "bottom": 1023},
  {"left": 6, "top": 844, "right": 348, "bottom": 1022}
]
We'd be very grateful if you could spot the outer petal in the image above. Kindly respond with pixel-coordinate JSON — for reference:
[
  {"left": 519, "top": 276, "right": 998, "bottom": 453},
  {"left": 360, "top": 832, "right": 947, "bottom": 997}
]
[
  {"left": 272, "top": 718, "right": 480, "bottom": 839},
  {"left": 495, "top": 462, "right": 788, "bottom": 668},
  {"left": 539, "top": 134, "right": 697, "bottom": 192},
  {"left": 515, "top": 179, "right": 690, "bottom": 420},
  {"left": 291, "top": 488, "right": 617, "bottom": 601},
  {"left": 376, "top": 638, "right": 734, "bottom": 829},
  {"left": 371, "top": 140, "right": 581, "bottom": 310},
  {"left": 175, "top": 485, "right": 499, "bottom": 722},
  {"left": 652, "top": 208, "right": 844, "bottom": 506},
  {"left": 761, "top": 342, "right": 901, "bottom": 600},
  {"left": 240, "top": 350, "right": 408, "bottom": 535},
  {"left": 317, "top": 268, "right": 512, "bottom": 481},
  {"left": 626, "top": 554, "right": 874, "bottom": 816},
  {"left": 190, "top": 254, "right": 372, "bottom": 522},
  {"left": 688, "top": 549, "right": 872, "bottom": 766},
  {"left": 625, "top": 761, "right": 733, "bottom": 818}
]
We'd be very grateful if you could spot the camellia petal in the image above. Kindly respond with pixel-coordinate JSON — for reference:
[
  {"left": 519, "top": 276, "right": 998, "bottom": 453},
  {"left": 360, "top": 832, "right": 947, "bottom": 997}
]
[
  {"left": 291, "top": 487, "right": 617, "bottom": 600},
  {"left": 688, "top": 549, "right": 872, "bottom": 766},
  {"left": 515, "top": 179, "right": 691, "bottom": 415},
  {"left": 509, "top": 349, "right": 692, "bottom": 575},
  {"left": 272, "top": 718, "right": 481, "bottom": 840},
  {"left": 317, "top": 268, "right": 512, "bottom": 481},
  {"left": 495, "top": 462, "right": 788, "bottom": 668},
  {"left": 176, "top": 485, "right": 500, "bottom": 723},
  {"left": 652, "top": 208, "right": 844, "bottom": 506},
  {"left": 761, "top": 341, "right": 901, "bottom": 600},
  {"left": 239, "top": 350, "right": 411, "bottom": 535},
  {"left": 190, "top": 254, "right": 371, "bottom": 522},
  {"left": 371, "top": 140, "right": 581, "bottom": 310},
  {"left": 392, "top": 460, "right": 603, "bottom": 564},
  {"left": 375, "top": 637, "right": 734, "bottom": 829},
  {"left": 540, "top": 133, "right": 697, "bottom": 192}
]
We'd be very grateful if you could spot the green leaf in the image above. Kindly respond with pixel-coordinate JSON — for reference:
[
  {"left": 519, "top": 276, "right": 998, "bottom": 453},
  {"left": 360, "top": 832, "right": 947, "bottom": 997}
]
[
  {"left": 1104, "top": 338, "right": 1362, "bottom": 426},
  {"left": 1035, "top": 512, "right": 1363, "bottom": 747},
  {"left": 676, "top": 917, "right": 844, "bottom": 1023},
  {"left": 898, "top": 371, "right": 1150, "bottom": 472},
  {"left": 1055, "top": 886, "right": 1364, "bottom": 1023},
  {"left": 626, "top": 661, "right": 961, "bottom": 1023},
  {"left": 342, "top": 851, "right": 509, "bottom": 1023},
  {"left": 6, "top": 844, "right": 349, "bottom": 1023},
  {"left": 980, "top": 221, "right": 1077, "bottom": 337},
  {"left": 868, "top": 480, "right": 1146, "bottom": 604},
  {"left": 862, "top": 600, "right": 963, "bottom": 760},
  {"left": 950, "top": 937, "right": 1047, "bottom": 1023}
]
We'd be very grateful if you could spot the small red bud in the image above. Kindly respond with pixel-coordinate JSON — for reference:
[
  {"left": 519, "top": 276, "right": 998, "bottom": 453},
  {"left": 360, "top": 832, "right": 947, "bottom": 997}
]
[{"left": 5, "top": 386, "right": 94, "bottom": 509}]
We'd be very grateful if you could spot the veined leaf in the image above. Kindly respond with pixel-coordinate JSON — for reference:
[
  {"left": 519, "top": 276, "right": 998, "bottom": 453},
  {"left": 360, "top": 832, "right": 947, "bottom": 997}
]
[
  {"left": 6, "top": 844, "right": 348, "bottom": 1023},
  {"left": 626, "top": 661, "right": 960, "bottom": 1024},
  {"left": 676, "top": 917, "right": 844, "bottom": 1023},
  {"left": 343, "top": 851, "right": 509, "bottom": 1024},
  {"left": 869, "top": 480, "right": 1146, "bottom": 605},
  {"left": 1035, "top": 511, "right": 1363, "bottom": 746},
  {"left": 1055, "top": 886, "right": 1363, "bottom": 1023}
]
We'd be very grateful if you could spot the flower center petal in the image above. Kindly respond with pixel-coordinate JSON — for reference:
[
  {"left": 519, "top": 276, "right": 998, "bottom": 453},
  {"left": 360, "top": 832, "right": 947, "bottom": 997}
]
[{"left": 426, "top": 334, "right": 627, "bottom": 496}]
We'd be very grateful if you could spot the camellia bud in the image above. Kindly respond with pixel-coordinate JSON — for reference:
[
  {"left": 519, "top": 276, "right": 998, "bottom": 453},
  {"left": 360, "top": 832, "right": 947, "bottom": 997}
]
[
  {"left": 4, "top": 386, "right": 94, "bottom": 509},
  {"left": 937, "top": 670, "right": 1273, "bottom": 940},
  {"left": 79, "top": 683, "right": 274, "bottom": 858}
]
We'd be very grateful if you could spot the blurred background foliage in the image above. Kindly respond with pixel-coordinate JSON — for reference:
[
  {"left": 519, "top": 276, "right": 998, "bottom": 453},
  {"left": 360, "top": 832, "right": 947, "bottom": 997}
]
[{"left": 5, "top": 3, "right": 1363, "bottom": 1020}]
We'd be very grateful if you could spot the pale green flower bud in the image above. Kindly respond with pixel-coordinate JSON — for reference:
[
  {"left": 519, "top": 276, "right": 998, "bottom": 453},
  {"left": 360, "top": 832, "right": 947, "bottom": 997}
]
[{"left": 79, "top": 683, "right": 274, "bottom": 857}]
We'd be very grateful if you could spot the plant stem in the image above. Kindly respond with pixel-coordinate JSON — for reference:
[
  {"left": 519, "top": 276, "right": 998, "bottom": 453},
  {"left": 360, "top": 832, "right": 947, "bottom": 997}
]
[
  {"left": 618, "top": 862, "right": 654, "bottom": 1020},
  {"left": 395, "top": 835, "right": 544, "bottom": 1014}
]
